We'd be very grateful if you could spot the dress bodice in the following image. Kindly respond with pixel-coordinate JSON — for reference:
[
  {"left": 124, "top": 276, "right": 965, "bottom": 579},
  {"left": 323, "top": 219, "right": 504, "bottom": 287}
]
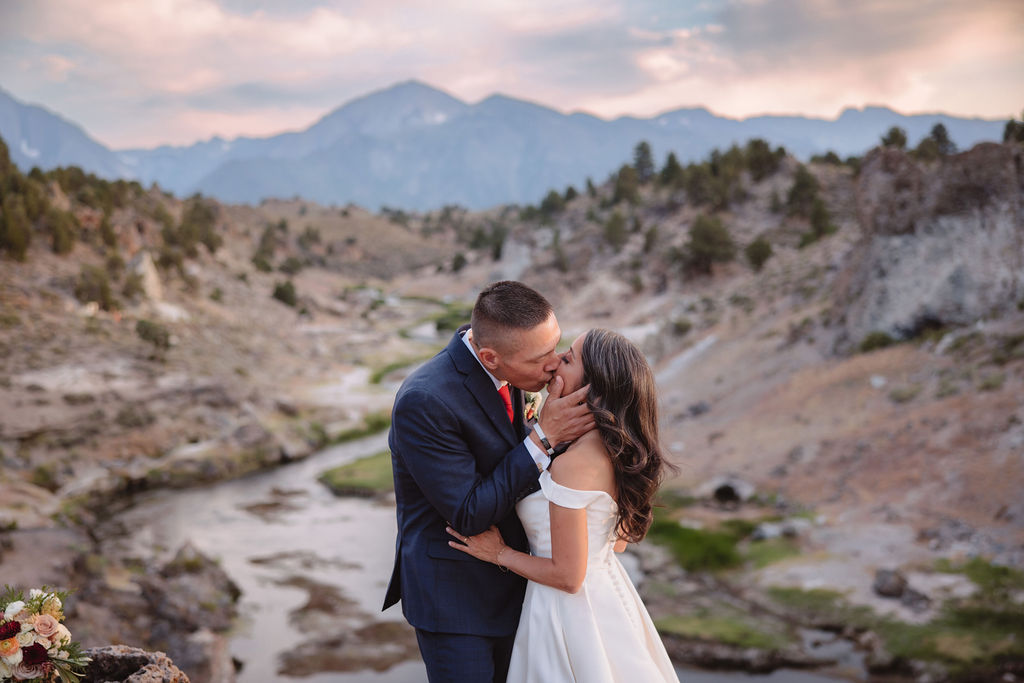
[{"left": 515, "top": 470, "right": 619, "bottom": 565}]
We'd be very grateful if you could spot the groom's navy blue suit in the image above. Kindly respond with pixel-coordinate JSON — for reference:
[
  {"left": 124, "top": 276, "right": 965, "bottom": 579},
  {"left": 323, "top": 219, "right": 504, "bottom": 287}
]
[{"left": 384, "top": 327, "right": 544, "bottom": 681}]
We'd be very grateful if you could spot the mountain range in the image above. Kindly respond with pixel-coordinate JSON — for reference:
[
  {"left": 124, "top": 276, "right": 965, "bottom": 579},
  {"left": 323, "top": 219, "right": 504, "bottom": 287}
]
[{"left": 0, "top": 80, "right": 1007, "bottom": 210}]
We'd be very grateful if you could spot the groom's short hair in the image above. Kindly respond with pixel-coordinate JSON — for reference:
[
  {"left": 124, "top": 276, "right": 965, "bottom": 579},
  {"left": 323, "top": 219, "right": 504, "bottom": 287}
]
[{"left": 471, "top": 281, "right": 553, "bottom": 352}]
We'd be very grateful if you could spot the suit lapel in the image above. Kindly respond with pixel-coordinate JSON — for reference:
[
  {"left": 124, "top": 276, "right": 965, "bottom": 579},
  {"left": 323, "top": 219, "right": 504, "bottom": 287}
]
[{"left": 448, "top": 329, "right": 519, "bottom": 446}]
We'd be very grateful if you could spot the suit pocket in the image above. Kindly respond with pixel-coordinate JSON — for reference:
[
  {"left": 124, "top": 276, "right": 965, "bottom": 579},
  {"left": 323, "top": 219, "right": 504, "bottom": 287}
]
[{"left": 427, "top": 538, "right": 477, "bottom": 562}]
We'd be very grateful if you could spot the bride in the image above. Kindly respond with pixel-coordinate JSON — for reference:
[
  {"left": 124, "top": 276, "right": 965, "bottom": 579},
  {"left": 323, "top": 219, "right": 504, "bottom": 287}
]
[{"left": 447, "top": 328, "right": 680, "bottom": 682}]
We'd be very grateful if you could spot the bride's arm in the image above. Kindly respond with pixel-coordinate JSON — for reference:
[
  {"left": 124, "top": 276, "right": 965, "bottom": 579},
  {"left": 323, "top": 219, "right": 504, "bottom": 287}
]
[{"left": 447, "top": 443, "right": 611, "bottom": 594}]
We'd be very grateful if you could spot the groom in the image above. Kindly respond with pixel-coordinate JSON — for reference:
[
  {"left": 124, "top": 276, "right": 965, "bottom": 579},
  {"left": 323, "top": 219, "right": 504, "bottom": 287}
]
[{"left": 383, "top": 280, "right": 593, "bottom": 682}]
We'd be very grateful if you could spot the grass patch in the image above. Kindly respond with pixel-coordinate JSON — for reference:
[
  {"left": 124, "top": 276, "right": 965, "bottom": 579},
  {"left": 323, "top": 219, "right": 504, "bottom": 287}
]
[
  {"left": 369, "top": 354, "right": 435, "bottom": 384},
  {"left": 431, "top": 302, "right": 473, "bottom": 333},
  {"left": 767, "top": 582, "right": 1024, "bottom": 672},
  {"left": 889, "top": 383, "right": 922, "bottom": 403},
  {"left": 647, "top": 517, "right": 742, "bottom": 571},
  {"left": 858, "top": 331, "right": 897, "bottom": 353},
  {"left": 319, "top": 449, "right": 393, "bottom": 496},
  {"left": 656, "top": 613, "right": 789, "bottom": 650},
  {"left": 744, "top": 537, "right": 802, "bottom": 568},
  {"left": 991, "top": 333, "right": 1024, "bottom": 365},
  {"left": 977, "top": 372, "right": 1006, "bottom": 392},
  {"left": 331, "top": 411, "right": 391, "bottom": 443}
]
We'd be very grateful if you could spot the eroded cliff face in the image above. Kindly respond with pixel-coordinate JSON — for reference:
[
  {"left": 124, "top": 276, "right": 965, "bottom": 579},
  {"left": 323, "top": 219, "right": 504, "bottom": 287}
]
[{"left": 837, "top": 143, "right": 1024, "bottom": 349}]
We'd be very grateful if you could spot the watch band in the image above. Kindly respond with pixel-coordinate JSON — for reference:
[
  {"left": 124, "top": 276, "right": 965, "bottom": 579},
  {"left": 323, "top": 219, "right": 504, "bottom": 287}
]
[{"left": 533, "top": 423, "right": 556, "bottom": 456}]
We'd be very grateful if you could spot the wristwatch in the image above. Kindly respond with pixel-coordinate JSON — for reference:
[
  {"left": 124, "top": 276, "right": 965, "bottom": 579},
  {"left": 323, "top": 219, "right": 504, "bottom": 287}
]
[{"left": 533, "top": 423, "right": 556, "bottom": 456}]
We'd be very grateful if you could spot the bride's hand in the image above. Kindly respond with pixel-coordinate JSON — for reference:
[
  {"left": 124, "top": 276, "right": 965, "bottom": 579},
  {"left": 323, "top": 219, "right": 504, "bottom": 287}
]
[{"left": 447, "top": 525, "right": 507, "bottom": 565}]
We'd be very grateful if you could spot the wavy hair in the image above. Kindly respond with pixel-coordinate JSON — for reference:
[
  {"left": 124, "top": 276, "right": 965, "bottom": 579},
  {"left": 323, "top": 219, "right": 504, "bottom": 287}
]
[{"left": 581, "top": 328, "right": 673, "bottom": 543}]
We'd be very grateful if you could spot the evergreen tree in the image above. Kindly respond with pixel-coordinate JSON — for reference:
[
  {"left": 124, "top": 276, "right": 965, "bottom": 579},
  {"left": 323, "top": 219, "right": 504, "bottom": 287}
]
[
  {"left": 685, "top": 214, "right": 735, "bottom": 275},
  {"left": 929, "top": 123, "right": 956, "bottom": 155},
  {"left": 659, "top": 152, "right": 684, "bottom": 187},
  {"left": 613, "top": 164, "right": 639, "bottom": 204},
  {"left": 744, "top": 138, "right": 780, "bottom": 181},
  {"left": 633, "top": 141, "right": 654, "bottom": 183},
  {"left": 881, "top": 126, "right": 908, "bottom": 150},
  {"left": 786, "top": 165, "right": 819, "bottom": 218}
]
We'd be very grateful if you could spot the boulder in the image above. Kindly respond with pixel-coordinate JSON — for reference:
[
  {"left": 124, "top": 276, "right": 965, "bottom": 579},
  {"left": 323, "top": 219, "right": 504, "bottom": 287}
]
[
  {"left": 81, "top": 645, "right": 189, "bottom": 683},
  {"left": 873, "top": 568, "right": 908, "bottom": 597}
]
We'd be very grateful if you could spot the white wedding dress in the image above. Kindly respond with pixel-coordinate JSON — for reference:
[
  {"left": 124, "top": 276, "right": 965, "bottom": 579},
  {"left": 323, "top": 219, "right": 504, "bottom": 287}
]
[{"left": 507, "top": 470, "right": 680, "bottom": 682}]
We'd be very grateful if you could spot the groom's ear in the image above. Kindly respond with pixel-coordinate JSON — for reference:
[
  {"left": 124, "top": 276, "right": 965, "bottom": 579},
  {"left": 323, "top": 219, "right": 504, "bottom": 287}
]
[{"left": 477, "top": 346, "right": 501, "bottom": 372}]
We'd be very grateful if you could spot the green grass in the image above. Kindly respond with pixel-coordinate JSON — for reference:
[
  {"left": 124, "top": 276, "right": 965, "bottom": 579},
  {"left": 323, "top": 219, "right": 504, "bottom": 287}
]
[
  {"left": 331, "top": 411, "right": 391, "bottom": 443},
  {"left": 744, "top": 538, "right": 802, "bottom": 568},
  {"left": 318, "top": 450, "right": 393, "bottom": 496},
  {"left": 647, "top": 518, "right": 742, "bottom": 571},
  {"left": 767, "top": 582, "right": 1024, "bottom": 672},
  {"left": 656, "top": 612, "right": 790, "bottom": 650},
  {"left": 369, "top": 354, "right": 435, "bottom": 384}
]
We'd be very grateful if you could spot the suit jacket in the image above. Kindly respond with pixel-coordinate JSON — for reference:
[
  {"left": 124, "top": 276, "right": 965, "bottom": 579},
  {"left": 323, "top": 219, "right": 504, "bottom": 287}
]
[{"left": 383, "top": 328, "right": 542, "bottom": 636}]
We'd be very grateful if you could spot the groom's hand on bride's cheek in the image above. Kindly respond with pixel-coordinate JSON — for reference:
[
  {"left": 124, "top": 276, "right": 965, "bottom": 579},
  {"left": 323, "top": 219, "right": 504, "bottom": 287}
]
[{"left": 539, "top": 382, "right": 595, "bottom": 444}]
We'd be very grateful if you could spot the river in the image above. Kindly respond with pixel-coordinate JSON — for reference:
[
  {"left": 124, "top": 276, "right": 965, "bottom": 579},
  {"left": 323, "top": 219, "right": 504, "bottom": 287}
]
[{"left": 98, "top": 433, "right": 857, "bottom": 682}]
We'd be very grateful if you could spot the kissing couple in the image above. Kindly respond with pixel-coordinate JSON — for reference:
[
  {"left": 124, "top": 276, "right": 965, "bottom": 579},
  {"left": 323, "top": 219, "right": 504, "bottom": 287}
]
[{"left": 383, "top": 280, "right": 679, "bottom": 682}]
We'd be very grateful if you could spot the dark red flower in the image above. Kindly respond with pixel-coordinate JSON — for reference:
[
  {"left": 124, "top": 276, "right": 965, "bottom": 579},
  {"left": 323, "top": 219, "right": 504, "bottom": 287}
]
[
  {"left": 22, "top": 642, "right": 49, "bottom": 665},
  {"left": 0, "top": 620, "right": 20, "bottom": 640}
]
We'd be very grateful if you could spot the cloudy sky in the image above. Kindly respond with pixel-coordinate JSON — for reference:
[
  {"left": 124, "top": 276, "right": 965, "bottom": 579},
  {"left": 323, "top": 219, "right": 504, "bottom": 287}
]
[{"left": 1, "top": 0, "right": 1021, "bottom": 149}]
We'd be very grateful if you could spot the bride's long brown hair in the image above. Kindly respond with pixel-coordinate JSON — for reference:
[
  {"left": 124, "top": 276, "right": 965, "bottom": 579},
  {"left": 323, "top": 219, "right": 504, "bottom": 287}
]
[{"left": 581, "top": 328, "right": 672, "bottom": 543}]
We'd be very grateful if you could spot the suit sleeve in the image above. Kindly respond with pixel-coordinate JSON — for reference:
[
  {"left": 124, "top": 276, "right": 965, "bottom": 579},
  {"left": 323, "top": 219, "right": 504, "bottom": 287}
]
[{"left": 392, "top": 387, "right": 540, "bottom": 536}]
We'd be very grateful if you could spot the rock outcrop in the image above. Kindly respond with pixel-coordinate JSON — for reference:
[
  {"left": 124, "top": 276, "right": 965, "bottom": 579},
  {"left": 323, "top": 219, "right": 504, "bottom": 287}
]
[
  {"left": 81, "top": 645, "right": 189, "bottom": 683},
  {"left": 836, "top": 142, "right": 1024, "bottom": 349}
]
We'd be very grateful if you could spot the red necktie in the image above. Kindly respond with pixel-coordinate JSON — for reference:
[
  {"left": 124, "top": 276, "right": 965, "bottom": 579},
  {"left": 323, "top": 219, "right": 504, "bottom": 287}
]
[{"left": 498, "top": 384, "right": 514, "bottom": 423}]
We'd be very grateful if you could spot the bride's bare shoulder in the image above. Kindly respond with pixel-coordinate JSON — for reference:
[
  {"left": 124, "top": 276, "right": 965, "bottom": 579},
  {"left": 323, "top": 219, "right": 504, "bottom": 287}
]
[{"left": 549, "top": 430, "right": 614, "bottom": 495}]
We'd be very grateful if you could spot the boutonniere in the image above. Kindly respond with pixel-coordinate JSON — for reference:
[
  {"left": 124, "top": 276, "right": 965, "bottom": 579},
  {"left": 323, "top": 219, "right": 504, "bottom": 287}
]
[{"left": 524, "top": 391, "right": 543, "bottom": 423}]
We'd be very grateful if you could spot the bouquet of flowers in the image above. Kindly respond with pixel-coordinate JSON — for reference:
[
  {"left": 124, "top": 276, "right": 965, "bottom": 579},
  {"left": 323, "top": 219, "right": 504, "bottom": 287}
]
[{"left": 0, "top": 587, "right": 90, "bottom": 683}]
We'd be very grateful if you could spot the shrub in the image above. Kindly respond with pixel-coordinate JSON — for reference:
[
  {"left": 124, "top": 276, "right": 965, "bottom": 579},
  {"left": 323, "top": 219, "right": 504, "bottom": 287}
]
[
  {"left": 99, "top": 211, "right": 117, "bottom": 247},
  {"left": 46, "top": 208, "right": 78, "bottom": 254},
  {"left": 74, "top": 265, "right": 116, "bottom": 310},
  {"left": 744, "top": 138, "right": 782, "bottom": 181},
  {"left": 643, "top": 226, "right": 659, "bottom": 254},
  {"left": 1, "top": 194, "right": 32, "bottom": 260},
  {"left": 540, "top": 189, "right": 565, "bottom": 216},
  {"left": 745, "top": 236, "right": 773, "bottom": 271},
  {"left": 786, "top": 165, "right": 819, "bottom": 218},
  {"left": 122, "top": 271, "right": 145, "bottom": 300},
  {"left": 451, "top": 252, "right": 467, "bottom": 273},
  {"left": 603, "top": 211, "right": 628, "bottom": 248},
  {"left": 685, "top": 214, "right": 736, "bottom": 275},
  {"left": 272, "top": 280, "right": 298, "bottom": 307},
  {"left": 279, "top": 256, "right": 304, "bottom": 275},
  {"left": 135, "top": 319, "right": 170, "bottom": 349},
  {"left": 859, "top": 331, "right": 896, "bottom": 353}
]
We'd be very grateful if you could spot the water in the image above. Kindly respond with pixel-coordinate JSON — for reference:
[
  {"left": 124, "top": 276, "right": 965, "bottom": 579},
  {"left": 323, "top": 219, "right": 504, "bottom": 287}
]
[{"left": 99, "top": 433, "right": 854, "bottom": 682}]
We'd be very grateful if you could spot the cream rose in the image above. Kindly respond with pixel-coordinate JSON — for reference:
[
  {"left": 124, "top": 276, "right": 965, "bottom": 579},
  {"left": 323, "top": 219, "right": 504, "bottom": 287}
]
[
  {"left": 31, "top": 614, "right": 59, "bottom": 640},
  {"left": 3, "top": 601, "right": 25, "bottom": 621},
  {"left": 51, "top": 624, "right": 71, "bottom": 647},
  {"left": 15, "top": 630, "right": 33, "bottom": 647},
  {"left": 0, "top": 656, "right": 10, "bottom": 677}
]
